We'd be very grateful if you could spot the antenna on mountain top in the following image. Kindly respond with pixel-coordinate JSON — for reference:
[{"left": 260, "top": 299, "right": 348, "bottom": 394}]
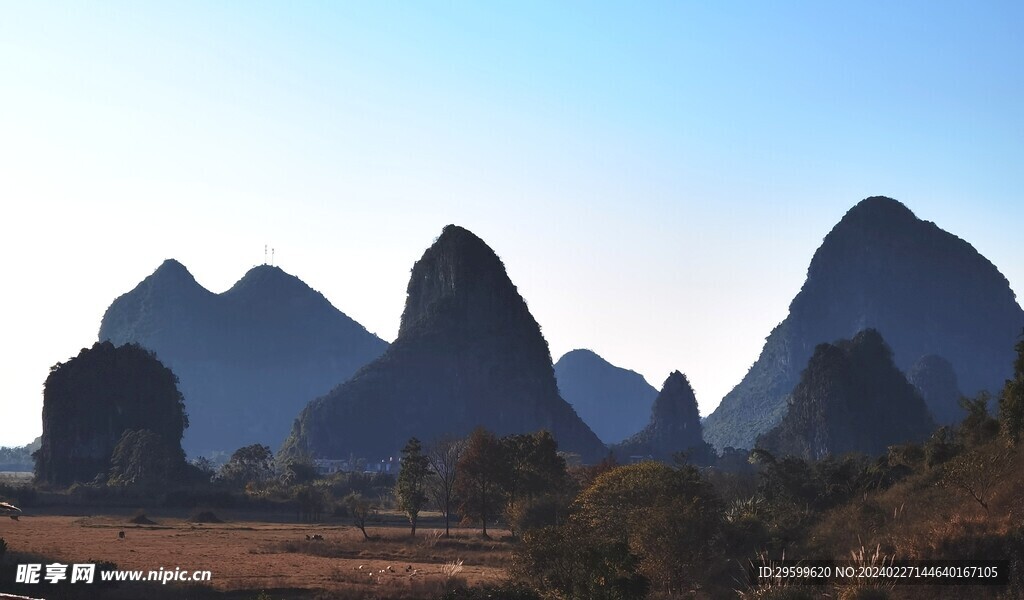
[
  {"left": 264, "top": 245, "right": 268, "bottom": 265},
  {"left": 271, "top": 248, "right": 275, "bottom": 266}
]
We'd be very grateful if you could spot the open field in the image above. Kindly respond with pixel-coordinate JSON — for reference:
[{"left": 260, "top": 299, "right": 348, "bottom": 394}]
[{"left": 0, "top": 513, "right": 513, "bottom": 599}]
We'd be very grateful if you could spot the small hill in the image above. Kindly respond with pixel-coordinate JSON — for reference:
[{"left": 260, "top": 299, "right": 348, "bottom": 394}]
[
  {"left": 35, "top": 342, "right": 188, "bottom": 486},
  {"left": 756, "top": 329, "right": 935, "bottom": 460},
  {"left": 554, "top": 349, "right": 658, "bottom": 444},
  {"left": 99, "top": 260, "right": 387, "bottom": 457},
  {"left": 613, "top": 371, "right": 714, "bottom": 463},
  {"left": 705, "top": 196, "right": 1024, "bottom": 450},
  {"left": 280, "top": 225, "right": 607, "bottom": 463}
]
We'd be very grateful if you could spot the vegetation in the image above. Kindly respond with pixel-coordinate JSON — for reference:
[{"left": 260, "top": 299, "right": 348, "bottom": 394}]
[
  {"left": 427, "top": 435, "right": 465, "bottom": 537},
  {"left": 454, "top": 428, "right": 505, "bottom": 538},
  {"left": 396, "top": 437, "right": 430, "bottom": 535}
]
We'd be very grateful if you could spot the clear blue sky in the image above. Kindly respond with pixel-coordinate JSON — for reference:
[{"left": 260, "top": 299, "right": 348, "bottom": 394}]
[{"left": 1, "top": 2, "right": 1022, "bottom": 447}]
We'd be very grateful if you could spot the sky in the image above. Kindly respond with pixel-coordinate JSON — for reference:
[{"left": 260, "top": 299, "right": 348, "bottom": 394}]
[{"left": 1, "top": 2, "right": 1022, "bottom": 447}]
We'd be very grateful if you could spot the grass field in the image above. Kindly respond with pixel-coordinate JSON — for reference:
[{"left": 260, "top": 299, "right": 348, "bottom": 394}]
[{"left": 0, "top": 511, "right": 513, "bottom": 599}]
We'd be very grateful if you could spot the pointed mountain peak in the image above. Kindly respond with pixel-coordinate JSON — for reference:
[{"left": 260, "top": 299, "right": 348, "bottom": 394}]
[
  {"left": 400, "top": 225, "right": 516, "bottom": 334},
  {"left": 651, "top": 371, "right": 699, "bottom": 422},
  {"left": 141, "top": 259, "right": 206, "bottom": 297},
  {"left": 150, "top": 258, "right": 198, "bottom": 283},
  {"left": 614, "top": 368, "right": 710, "bottom": 462}
]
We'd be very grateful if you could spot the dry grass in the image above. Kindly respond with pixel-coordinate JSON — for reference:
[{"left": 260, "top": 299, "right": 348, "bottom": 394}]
[{"left": 0, "top": 514, "right": 508, "bottom": 598}]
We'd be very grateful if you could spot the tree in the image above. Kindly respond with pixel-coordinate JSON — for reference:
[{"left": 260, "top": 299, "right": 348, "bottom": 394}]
[
  {"left": 999, "top": 335, "right": 1024, "bottom": 445},
  {"left": 959, "top": 393, "right": 999, "bottom": 447},
  {"left": 107, "top": 429, "right": 182, "bottom": 488},
  {"left": 572, "top": 462, "right": 724, "bottom": 594},
  {"left": 428, "top": 436, "right": 465, "bottom": 537},
  {"left": 219, "top": 444, "right": 275, "bottom": 487},
  {"left": 513, "top": 521, "right": 649, "bottom": 600},
  {"left": 396, "top": 437, "right": 430, "bottom": 535},
  {"left": 454, "top": 428, "right": 506, "bottom": 538},
  {"left": 294, "top": 484, "right": 328, "bottom": 522},
  {"left": 942, "top": 445, "right": 1014, "bottom": 512},
  {"left": 344, "top": 492, "right": 376, "bottom": 540},
  {"left": 501, "top": 431, "right": 569, "bottom": 536}
]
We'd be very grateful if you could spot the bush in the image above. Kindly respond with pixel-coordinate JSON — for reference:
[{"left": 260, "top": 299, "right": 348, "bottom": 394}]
[
  {"left": 189, "top": 509, "right": 223, "bottom": 523},
  {"left": 129, "top": 509, "right": 157, "bottom": 525}
]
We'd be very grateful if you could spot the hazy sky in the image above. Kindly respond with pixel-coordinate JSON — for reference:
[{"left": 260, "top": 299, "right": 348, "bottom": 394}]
[{"left": 1, "top": 2, "right": 1022, "bottom": 447}]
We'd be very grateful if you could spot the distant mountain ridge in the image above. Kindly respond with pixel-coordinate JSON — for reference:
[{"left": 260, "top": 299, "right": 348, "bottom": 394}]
[
  {"left": 280, "top": 225, "right": 608, "bottom": 463},
  {"left": 99, "top": 260, "right": 388, "bottom": 457},
  {"left": 554, "top": 349, "right": 657, "bottom": 444},
  {"left": 704, "top": 197, "right": 1024, "bottom": 451}
]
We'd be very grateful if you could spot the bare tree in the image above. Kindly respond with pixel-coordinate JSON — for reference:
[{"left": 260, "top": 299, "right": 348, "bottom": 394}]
[
  {"left": 428, "top": 435, "right": 466, "bottom": 537},
  {"left": 942, "top": 445, "right": 1013, "bottom": 512}
]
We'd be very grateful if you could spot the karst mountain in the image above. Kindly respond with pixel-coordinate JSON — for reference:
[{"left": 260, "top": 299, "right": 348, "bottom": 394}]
[{"left": 280, "top": 225, "right": 607, "bottom": 462}]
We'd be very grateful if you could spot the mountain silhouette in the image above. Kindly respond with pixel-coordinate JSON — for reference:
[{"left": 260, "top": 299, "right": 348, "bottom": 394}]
[
  {"left": 280, "top": 225, "right": 607, "bottom": 462},
  {"left": 99, "top": 260, "right": 387, "bottom": 457},
  {"left": 906, "top": 354, "right": 964, "bottom": 427},
  {"left": 704, "top": 197, "right": 1024, "bottom": 450},
  {"left": 613, "top": 371, "right": 713, "bottom": 463},
  {"left": 554, "top": 349, "right": 658, "bottom": 444},
  {"left": 756, "top": 329, "right": 935, "bottom": 460}
]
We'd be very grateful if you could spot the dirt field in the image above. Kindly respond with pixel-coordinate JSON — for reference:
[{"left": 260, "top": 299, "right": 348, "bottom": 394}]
[{"left": 0, "top": 513, "right": 512, "bottom": 598}]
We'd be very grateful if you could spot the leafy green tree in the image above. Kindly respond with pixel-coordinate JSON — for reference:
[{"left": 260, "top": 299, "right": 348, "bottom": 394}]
[
  {"left": 572, "top": 462, "right": 724, "bottom": 594},
  {"left": 454, "top": 428, "right": 506, "bottom": 537},
  {"left": 396, "top": 437, "right": 430, "bottom": 535},
  {"left": 219, "top": 444, "right": 274, "bottom": 487},
  {"left": 501, "top": 431, "right": 570, "bottom": 536},
  {"left": 999, "top": 336, "right": 1024, "bottom": 445}
]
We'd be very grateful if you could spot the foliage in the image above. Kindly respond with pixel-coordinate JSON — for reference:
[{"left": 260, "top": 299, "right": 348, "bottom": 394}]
[
  {"left": 293, "top": 484, "right": 328, "bottom": 522},
  {"left": 572, "top": 461, "right": 724, "bottom": 594},
  {"left": 958, "top": 392, "right": 1000, "bottom": 447},
  {"left": 396, "top": 437, "right": 430, "bottom": 535},
  {"left": 107, "top": 429, "right": 184, "bottom": 488},
  {"left": 279, "top": 454, "right": 318, "bottom": 486},
  {"left": 999, "top": 335, "right": 1024, "bottom": 445},
  {"left": 454, "top": 428, "right": 505, "bottom": 537},
  {"left": 513, "top": 522, "right": 649, "bottom": 600},
  {"left": 500, "top": 430, "right": 570, "bottom": 536},
  {"left": 189, "top": 456, "right": 218, "bottom": 482},
  {"left": 923, "top": 426, "right": 961, "bottom": 467},
  {"left": 218, "top": 444, "right": 275, "bottom": 487},
  {"left": 36, "top": 341, "right": 188, "bottom": 486}
]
